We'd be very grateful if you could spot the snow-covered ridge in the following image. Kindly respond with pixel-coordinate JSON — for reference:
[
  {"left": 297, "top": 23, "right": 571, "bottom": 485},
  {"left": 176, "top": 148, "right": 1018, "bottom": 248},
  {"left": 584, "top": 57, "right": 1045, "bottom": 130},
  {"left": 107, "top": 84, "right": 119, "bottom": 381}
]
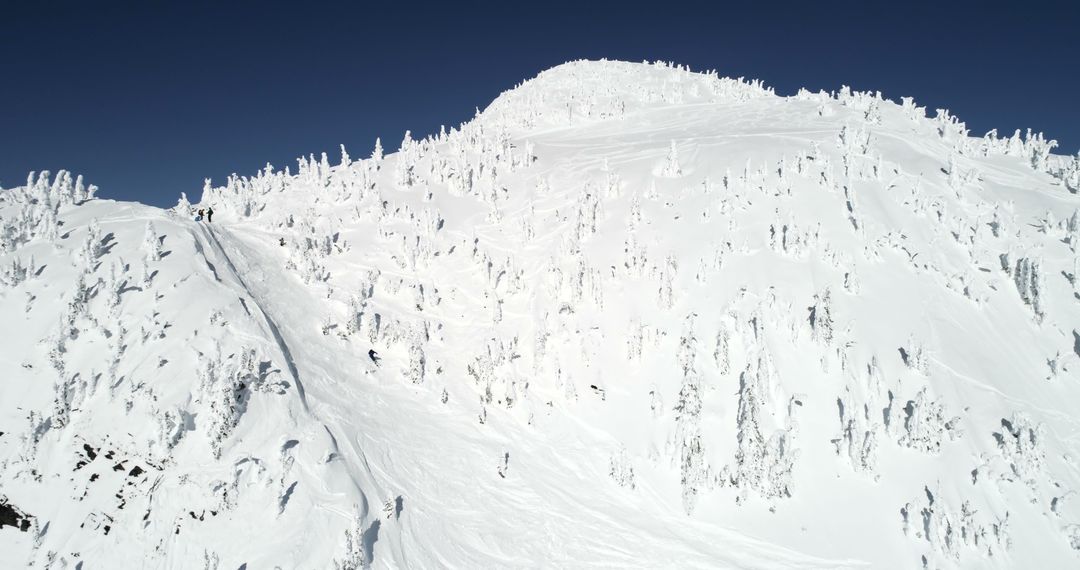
[
  {"left": 479, "top": 59, "right": 776, "bottom": 131},
  {"left": 4, "top": 59, "right": 1080, "bottom": 568}
]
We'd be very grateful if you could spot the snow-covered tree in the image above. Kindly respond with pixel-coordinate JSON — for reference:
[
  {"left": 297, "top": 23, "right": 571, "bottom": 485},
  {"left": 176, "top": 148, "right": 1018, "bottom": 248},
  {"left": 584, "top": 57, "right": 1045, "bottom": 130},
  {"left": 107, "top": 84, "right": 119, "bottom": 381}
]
[
  {"left": 372, "top": 137, "right": 384, "bottom": 164},
  {"left": 661, "top": 140, "right": 682, "bottom": 177},
  {"left": 143, "top": 221, "right": 162, "bottom": 262}
]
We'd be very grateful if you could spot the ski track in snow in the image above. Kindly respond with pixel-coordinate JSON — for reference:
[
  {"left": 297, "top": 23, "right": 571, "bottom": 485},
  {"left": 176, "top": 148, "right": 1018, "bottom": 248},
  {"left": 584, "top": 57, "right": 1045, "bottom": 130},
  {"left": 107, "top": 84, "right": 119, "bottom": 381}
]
[{"left": 199, "top": 225, "right": 310, "bottom": 411}]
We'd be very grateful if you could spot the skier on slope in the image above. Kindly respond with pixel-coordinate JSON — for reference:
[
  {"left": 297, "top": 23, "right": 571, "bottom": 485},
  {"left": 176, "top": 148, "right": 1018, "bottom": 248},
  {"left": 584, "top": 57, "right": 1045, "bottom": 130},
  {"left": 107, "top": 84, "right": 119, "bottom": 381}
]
[
  {"left": 195, "top": 208, "right": 204, "bottom": 221},
  {"left": 368, "top": 349, "right": 381, "bottom": 366},
  {"left": 206, "top": 207, "right": 214, "bottom": 223}
]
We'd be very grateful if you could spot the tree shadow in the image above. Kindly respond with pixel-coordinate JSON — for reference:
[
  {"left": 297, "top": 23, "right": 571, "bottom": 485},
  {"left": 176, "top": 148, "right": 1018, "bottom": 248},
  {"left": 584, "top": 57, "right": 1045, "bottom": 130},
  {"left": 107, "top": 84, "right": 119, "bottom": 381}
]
[{"left": 362, "top": 520, "right": 380, "bottom": 563}]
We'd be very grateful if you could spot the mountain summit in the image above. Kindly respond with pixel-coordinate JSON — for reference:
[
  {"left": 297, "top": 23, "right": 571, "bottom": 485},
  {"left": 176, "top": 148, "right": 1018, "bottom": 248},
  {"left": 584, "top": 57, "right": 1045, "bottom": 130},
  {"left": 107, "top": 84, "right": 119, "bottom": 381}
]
[{"left": 3, "top": 59, "right": 1080, "bottom": 568}]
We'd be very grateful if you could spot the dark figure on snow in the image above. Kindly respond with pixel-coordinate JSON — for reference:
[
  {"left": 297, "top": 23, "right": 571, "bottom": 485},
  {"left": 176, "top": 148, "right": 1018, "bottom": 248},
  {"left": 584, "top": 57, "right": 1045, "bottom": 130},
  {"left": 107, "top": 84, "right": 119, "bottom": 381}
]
[
  {"left": 368, "top": 349, "right": 381, "bottom": 365},
  {"left": 206, "top": 207, "right": 214, "bottom": 223},
  {"left": 196, "top": 208, "right": 204, "bottom": 221},
  {"left": 279, "top": 237, "right": 286, "bottom": 247}
]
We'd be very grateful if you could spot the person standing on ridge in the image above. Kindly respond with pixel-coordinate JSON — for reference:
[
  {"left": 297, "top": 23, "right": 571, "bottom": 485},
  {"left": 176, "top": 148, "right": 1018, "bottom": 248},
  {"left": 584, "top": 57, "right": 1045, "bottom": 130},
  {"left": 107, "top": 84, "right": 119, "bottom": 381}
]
[
  {"left": 196, "top": 208, "right": 204, "bottom": 221},
  {"left": 206, "top": 207, "right": 214, "bottom": 223}
]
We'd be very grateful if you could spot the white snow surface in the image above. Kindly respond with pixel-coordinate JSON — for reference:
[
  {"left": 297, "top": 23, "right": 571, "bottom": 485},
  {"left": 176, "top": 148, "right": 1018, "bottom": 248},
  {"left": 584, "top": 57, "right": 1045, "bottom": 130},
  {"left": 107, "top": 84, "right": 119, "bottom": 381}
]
[{"left": 4, "top": 59, "right": 1080, "bottom": 569}]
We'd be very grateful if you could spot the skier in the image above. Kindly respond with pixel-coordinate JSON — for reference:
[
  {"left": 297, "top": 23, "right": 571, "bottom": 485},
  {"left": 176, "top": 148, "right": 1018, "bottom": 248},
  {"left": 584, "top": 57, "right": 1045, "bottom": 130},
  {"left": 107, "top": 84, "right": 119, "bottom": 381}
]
[
  {"left": 368, "top": 349, "right": 381, "bottom": 366},
  {"left": 195, "top": 208, "right": 204, "bottom": 222},
  {"left": 206, "top": 207, "right": 214, "bottom": 223},
  {"left": 279, "top": 237, "right": 286, "bottom": 247}
]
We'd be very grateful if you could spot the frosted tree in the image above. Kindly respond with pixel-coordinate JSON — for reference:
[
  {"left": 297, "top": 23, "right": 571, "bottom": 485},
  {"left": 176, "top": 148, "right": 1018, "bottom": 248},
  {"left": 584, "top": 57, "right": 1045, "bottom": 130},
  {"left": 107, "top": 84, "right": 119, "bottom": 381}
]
[
  {"left": 394, "top": 132, "right": 416, "bottom": 189},
  {"left": 675, "top": 315, "right": 698, "bottom": 376},
  {"left": 51, "top": 373, "right": 76, "bottom": 428},
  {"left": 1055, "top": 152, "right": 1080, "bottom": 194},
  {"left": 713, "top": 321, "right": 732, "bottom": 375},
  {"left": 1012, "top": 257, "right": 1045, "bottom": 322},
  {"left": 1025, "top": 130, "right": 1057, "bottom": 172},
  {"left": 406, "top": 334, "right": 426, "bottom": 385},
  {"left": 196, "top": 345, "right": 256, "bottom": 459},
  {"left": 47, "top": 170, "right": 71, "bottom": 207},
  {"left": 623, "top": 233, "right": 648, "bottom": 277},
  {"left": 143, "top": 222, "right": 163, "bottom": 262},
  {"left": 175, "top": 192, "right": 193, "bottom": 216},
  {"left": 340, "top": 144, "right": 351, "bottom": 168},
  {"left": 897, "top": 387, "right": 962, "bottom": 454},
  {"left": 608, "top": 447, "right": 636, "bottom": 489},
  {"left": 671, "top": 316, "right": 709, "bottom": 513},
  {"left": 808, "top": 288, "right": 835, "bottom": 345},
  {"left": 0, "top": 256, "right": 36, "bottom": 288},
  {"left": 73, "top": 174, "right": 87, "bottom": 202},
  {"left": 900, "top": 96, "right": 925, "bottom": 122},
  {"left": 334, "top": 515, "right": 368, "bottom": 570},
  {"left": 900, "top": 335, "right": 930, "bottom": 375},
  {"left": 993, "top": 412, "right": 1044, "bottom": 490},
  {"left": 80, "top": 219, "right": 104, "bottom": 263},
  {"left": 835, "top": 386, "right": 880, "bottom": 473},
  {"left": 661, "top": 140, "right": 682, "bottom": 177},
  {"left": 152, "top": 407, "right": 189, "bottom": 461},
  {"left": 628, "top": 193, "right": 642, "bottom": 230},
  {"left": 371, "top": 137, "right": 384, "bottom": 163},
  {"left": 343, "top": 296, "right": 365, "bottom": 336},
  {"left": 720, "top": 319, "right": 797, "bottom": 502},
  {"left": 320, "top": 152, "right": 332, "bottom": 184},
  {"left": 863, "top": 96, "right": 881, "bottom": 124},
  {"left": 104, "top": 260, "right": 125, "bottom": 314},
  {"left": 656, "top": 255, "right": 677, "bottom": 310},
  {"left": 37, "top": 207, "right": 60, "bottom": 243},
  {"left": 626, "top": 320, "right": 644, "bottom": 361},
  {"left": 672, "top": 375, "right": 707, "bottom": 513}
]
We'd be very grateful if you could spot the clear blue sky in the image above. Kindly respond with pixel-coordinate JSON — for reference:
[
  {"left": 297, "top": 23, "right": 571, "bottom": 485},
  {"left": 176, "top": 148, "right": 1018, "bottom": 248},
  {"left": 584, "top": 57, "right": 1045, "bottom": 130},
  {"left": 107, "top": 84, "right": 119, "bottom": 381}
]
[{"left": 2, "top": 0, "right": 1077, "bottom": 206}]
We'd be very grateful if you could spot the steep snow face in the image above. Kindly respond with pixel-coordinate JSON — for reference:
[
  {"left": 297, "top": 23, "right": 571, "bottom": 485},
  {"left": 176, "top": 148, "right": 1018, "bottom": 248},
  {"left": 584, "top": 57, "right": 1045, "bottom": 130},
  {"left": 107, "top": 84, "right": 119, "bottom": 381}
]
[
  {"left": 4, "top": 59, "right": 1080, "bottom": 568},
  {"left": 0, "top": 178, "right": 366, "bottom": 567}
]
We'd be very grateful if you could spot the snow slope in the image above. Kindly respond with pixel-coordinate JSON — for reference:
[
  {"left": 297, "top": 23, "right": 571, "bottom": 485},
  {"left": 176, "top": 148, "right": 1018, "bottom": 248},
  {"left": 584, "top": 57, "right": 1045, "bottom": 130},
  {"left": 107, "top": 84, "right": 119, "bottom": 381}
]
[{"left": 4, "top": 59, "right": 1080, "bottom": 568}]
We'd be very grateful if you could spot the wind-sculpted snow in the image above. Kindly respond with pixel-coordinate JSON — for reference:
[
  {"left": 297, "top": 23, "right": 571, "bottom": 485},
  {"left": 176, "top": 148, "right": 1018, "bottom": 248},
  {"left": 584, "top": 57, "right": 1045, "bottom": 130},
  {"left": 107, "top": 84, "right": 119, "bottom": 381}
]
[{"left": 4, "top": 59, "right": 1080, "bottom": 568}]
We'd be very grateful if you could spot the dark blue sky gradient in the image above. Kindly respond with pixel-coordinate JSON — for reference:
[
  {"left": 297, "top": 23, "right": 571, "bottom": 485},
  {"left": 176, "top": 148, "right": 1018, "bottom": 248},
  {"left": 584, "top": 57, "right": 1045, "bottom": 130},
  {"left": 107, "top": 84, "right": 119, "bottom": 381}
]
[{"left": 2, "top": 1, "right": 1077, "bottom": 206}]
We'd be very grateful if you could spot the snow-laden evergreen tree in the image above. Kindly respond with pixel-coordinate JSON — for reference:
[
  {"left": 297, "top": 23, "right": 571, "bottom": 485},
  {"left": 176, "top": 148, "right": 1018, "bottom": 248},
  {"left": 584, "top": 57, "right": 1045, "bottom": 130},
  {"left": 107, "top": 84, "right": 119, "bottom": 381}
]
[
  {"left": 371, "top": 137, "right": 384, "bottom": 163},
  {"left": 661, "top": 140, "right": 682, "bottom": 177},
  {"left": 143, "top": 221, "right": 162, "bottom": 262},
  {"left": 339, "top": 144, "right": 351, "bottom": 168}
]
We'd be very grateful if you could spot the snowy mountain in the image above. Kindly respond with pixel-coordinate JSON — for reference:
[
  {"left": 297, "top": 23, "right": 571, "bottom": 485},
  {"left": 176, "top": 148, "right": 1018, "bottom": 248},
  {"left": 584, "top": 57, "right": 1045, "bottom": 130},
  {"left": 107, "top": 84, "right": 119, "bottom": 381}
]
[{"left": 4, "top": 59, "right": 1080, "bottom": 569}]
